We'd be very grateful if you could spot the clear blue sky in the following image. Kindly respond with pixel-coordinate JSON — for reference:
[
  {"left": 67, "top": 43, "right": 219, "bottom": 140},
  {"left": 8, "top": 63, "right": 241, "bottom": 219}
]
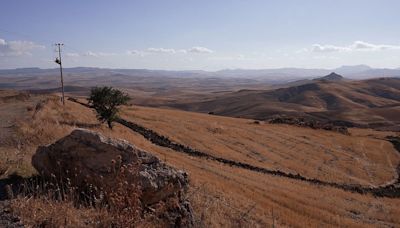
[{"left": 1, "top": 0, "right": 400, "bottom": 70}]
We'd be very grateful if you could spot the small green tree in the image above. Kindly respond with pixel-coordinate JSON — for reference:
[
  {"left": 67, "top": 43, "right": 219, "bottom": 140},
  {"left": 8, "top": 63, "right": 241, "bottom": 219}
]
[{"left": 88, "top": 86, "right": 130, "bottom": 129}]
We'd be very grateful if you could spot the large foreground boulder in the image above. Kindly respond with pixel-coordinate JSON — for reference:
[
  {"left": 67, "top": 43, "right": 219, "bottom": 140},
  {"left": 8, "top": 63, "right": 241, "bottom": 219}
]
[{"left": 32, "top": 129, "right": 194, "bottom": 227}]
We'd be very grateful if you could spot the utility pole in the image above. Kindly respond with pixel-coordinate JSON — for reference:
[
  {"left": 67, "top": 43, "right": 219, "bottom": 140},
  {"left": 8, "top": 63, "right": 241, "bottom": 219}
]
[{"left": 55, "top": 43, "right": 65, "bottom": 105}]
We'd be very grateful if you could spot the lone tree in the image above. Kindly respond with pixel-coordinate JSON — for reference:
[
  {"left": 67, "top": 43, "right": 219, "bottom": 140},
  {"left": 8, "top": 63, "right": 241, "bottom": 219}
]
[{"left": 88, "top": 86, "right": 130, "bottom": 129}]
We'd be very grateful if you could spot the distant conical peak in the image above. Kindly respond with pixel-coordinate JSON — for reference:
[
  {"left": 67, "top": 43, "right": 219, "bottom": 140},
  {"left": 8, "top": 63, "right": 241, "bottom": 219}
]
[
  {"left": 319, "top": 72, "right": 344, "bottom": 81},
  {"left": 328, "top": 72, "right": 341, "bottom": 76}
]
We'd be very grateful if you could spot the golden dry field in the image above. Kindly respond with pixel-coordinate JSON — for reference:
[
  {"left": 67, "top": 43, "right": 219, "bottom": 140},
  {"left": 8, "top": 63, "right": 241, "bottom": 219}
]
[{"left": 1, "top": 91, "right": 400, "bottom": 227}]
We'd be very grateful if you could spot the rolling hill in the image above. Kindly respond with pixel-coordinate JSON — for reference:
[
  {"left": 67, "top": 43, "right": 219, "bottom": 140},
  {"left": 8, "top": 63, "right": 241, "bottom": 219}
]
[
  {"left": 1, "top": 90, "right": 400, "bottom": 227},
  {"left": 168, "top": 76, "right": 400, "bottom": 130}
]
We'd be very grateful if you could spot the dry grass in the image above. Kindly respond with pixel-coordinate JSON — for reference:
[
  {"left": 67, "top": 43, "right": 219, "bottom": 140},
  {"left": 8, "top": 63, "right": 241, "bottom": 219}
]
[
  {"left": 120, "top": 105, "right": 400, "bottom": 187},
  {"left": 8, "top": 156, "right": 147, "bottom": 227},
  {"left": 1, "top": 91, "right": 400, "bottom": 227},
  {"left": 164, "top": 78, "right": 400, "bottom": 129},
  {"left": 187, "top": 182, "right": 267, "bottom": 227},
  {"left": 11, "top": 197, "right": 107, "bottom": 227}
]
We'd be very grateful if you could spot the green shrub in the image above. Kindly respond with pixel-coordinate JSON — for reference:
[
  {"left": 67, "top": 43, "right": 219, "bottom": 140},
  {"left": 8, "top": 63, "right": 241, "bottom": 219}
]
[{"left": 88, "top": 87, "right": 130, "bottom": 129}]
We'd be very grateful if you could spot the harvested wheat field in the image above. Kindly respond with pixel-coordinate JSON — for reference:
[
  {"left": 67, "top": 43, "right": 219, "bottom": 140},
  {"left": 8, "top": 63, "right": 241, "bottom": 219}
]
[
  {"left": 119, "top": 105, "right": 400, "bottom": 187},
  {"left": 1, "top": 91, "right": 400, "bottom": 227}
]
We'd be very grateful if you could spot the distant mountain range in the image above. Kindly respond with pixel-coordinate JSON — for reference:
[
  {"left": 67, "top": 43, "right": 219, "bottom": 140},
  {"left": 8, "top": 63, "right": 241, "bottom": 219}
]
[
  {"left": 214, "top": 65, "right": 400, "bottom": 81},
  {"left": 2, "top": 66, "right": 399, "bottom": 130},
  {"left": 0, "top": 65, "right": 399, "bottom": 84}
]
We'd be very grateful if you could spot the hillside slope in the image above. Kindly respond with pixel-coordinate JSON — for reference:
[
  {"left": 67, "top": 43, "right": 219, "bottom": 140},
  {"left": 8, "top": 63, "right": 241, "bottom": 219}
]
[
  {"left": 170, "top": 78, "right": 400, "bottom": 129},
  {"left": 1, "top": 91, "right": 400, "bottom": 227}
]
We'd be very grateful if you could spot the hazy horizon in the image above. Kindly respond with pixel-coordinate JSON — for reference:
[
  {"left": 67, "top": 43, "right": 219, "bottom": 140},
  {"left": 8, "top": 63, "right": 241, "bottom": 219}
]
[
  {"left": 1, "top": 0, "right": 400, "bottom": 70},
  {"left": 0, "top": 64, "right": 399, "bottom": 72}
]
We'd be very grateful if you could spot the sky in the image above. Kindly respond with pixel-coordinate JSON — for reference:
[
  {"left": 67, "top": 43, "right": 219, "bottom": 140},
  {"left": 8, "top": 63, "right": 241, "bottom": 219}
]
[{"left": 1, "top": 0, "right": 400, "bottom": 70}]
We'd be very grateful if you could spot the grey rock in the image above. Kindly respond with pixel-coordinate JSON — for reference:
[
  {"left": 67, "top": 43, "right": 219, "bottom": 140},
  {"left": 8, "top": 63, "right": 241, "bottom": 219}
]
[{"left": 32, "top": 128, "right": 194, "bottom": 227}]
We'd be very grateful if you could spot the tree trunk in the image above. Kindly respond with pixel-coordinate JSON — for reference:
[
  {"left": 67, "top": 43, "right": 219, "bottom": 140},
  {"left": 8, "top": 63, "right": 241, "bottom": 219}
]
[{"left": 107, "top": 120, "right": 113, "bottom": 129}]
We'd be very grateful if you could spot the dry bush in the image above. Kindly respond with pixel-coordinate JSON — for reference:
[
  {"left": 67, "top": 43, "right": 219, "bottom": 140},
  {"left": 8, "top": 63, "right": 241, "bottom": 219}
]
[
  {"left": 9, "top": 156, "right": 148, "bottom": 228},
  {"left": 0, "top": 148, "right": 36, "bottom": 178},
  {"left": 99, "top": 158, "right": 144, "bottom": 227},
  {"left": 11, "top": 197, "right": 108, "bottom": 228}
]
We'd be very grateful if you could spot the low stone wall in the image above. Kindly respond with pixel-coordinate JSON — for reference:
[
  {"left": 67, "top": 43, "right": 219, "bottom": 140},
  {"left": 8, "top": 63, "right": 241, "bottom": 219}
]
[
  {"left": 68, "top": 98, "right": 400, "bottom": 198},
  {"left": 268, "top": 116, "right": 350, "bottom": 135},
  {"left": 116, "top": 118, "right": 400, "bottom": 198}
]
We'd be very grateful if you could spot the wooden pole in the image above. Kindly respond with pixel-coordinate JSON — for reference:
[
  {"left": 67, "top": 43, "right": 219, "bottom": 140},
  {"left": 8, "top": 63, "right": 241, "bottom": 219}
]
[{"left": 56, "top": 43, "right": 65, "bottom": 105}]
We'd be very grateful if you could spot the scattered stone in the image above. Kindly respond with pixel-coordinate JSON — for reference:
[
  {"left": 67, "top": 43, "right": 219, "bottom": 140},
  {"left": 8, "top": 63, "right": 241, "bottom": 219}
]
[{"left": 268, "top": 116, "right": 349, "bottom": 135}]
